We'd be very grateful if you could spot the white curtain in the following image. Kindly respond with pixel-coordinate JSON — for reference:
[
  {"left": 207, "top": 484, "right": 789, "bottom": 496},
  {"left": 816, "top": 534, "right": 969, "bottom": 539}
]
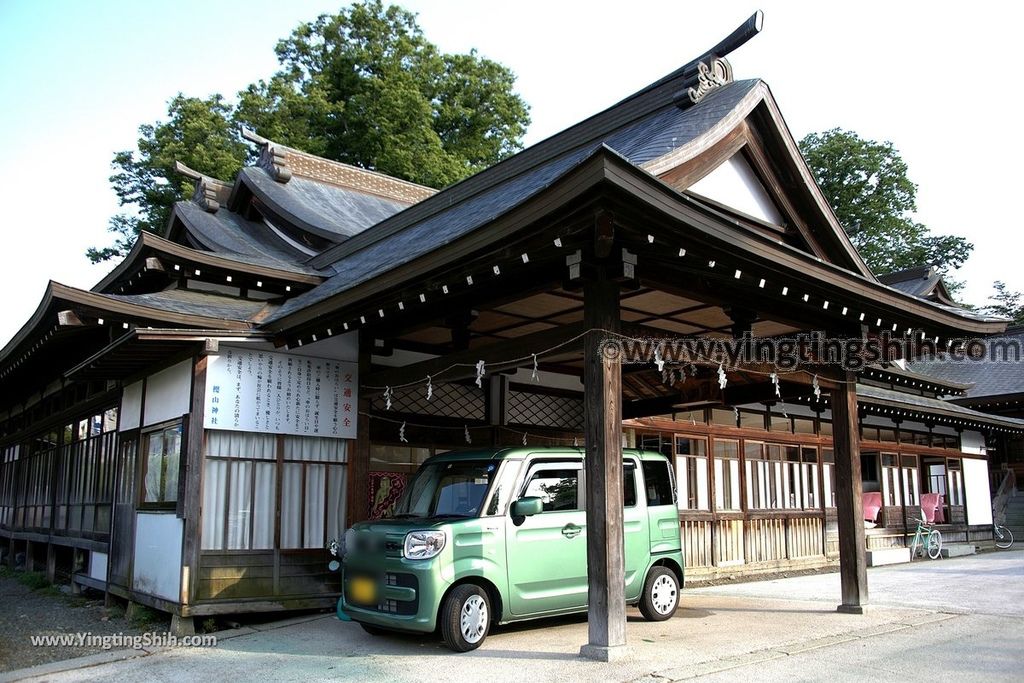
[
  {"left": 206, "top": 431, "right": 276, "bottom": 459},
  {"left": 201, "top": 460, "right": 227, "bottom": 550},
  {"left": 227, "top": 461, "right": 252, "bottom": 550},
  {"left": 253, "top": 463, "right": 276, "bottom": 549},
  {"left": 284, "top": 436, "right": 348, "bottom": 462},
  {"left": 327, "top": 466, "right": 347, "bottom": 544},
  {"left": 281, "top": 463, "right": 303, "bottom": 549},
  {"left": 304, "top": 465, "right": 326, "bottom": 548}
]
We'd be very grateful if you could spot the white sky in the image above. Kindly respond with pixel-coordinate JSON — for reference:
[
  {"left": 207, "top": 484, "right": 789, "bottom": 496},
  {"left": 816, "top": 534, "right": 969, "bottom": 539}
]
[{"left": 1, "top": 0, "right": 1021, "bottom": 346}]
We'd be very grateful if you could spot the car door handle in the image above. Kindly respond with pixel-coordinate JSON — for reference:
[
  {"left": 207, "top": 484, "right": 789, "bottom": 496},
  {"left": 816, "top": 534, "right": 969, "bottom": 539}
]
[{"left": 561, "top": 523, "right": 582, "bottom": 539}]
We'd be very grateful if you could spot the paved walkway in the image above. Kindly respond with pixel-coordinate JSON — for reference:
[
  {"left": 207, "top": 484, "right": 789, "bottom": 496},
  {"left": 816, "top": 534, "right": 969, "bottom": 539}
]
[{"left": 4, "top": 550, "right": 1022, "bottom": 682}]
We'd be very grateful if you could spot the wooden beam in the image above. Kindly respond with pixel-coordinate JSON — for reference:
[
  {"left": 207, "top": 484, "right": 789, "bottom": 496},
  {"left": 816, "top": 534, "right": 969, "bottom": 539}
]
[
  {"left": 832, "top": 373, "right": 868, "bottom": 613},
  {"left": 57, "top": 310, "right": 85, "bottom": 327},
  {"left": 363, "top": 322, "right": 587, "bottom": 392},
  {"left": 580, "top": 274, "right": 627, "bottom": 660},
  {"left": 180, "top": 355, "right": 207, "bottom": 609}
]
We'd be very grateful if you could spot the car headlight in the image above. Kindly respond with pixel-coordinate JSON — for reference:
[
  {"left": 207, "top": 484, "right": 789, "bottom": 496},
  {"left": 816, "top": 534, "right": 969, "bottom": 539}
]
[
  {"left": 403, "top": 530, "right": 446, "bottom": 559},
  {"left": 342, "top": 528, "right": 356, "bottom": 556}
]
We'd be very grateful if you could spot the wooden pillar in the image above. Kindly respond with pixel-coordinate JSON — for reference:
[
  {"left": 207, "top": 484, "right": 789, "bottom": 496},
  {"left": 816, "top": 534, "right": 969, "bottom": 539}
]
[
  {"left": 348, "top": 336, "right": 371, "bottom": 526},
  {"left": 180, "top": 354, "right": 207, "bottom": 611},
  {"left": 580, "top": 274, "right": 627, "bottom": 661},
  {"left": 832, "top": 373, "right": 868, "bottom": 613}
]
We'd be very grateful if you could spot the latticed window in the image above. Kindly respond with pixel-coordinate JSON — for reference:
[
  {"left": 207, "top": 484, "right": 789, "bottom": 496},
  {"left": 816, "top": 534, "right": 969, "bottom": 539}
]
[
  {"left": 506, "top": 390, "right": 583, "bottom": 431},
  {"left": 370, "top": 382, "right": 485, "bottom": 421}
]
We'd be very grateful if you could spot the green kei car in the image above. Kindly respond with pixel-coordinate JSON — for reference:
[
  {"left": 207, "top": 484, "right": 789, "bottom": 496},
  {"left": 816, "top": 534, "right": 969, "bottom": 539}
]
[{"left": 334, "top": 447, "right": 684, "bottom": 651}]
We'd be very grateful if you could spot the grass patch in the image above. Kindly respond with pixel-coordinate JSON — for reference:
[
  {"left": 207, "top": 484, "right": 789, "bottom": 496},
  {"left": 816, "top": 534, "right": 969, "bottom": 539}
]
[
  {"left": 128, "top": 605, "right": 163, "bottom": 628},
  {"left": 14, "top": 571, "right": 50, "bottom": 591}
]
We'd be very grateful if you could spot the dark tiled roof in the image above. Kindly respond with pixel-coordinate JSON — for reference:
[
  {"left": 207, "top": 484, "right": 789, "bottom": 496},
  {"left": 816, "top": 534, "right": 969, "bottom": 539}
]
[
  {"left": 266, "top": 80, "right": 762, "bottom": 323},
  {"left": 857, "top": 383, "right": 1024, "bottom": 429},
  {"left": 174, "top": 201, "right": 324, "bottom": 276},
  {"left": 240, "top": 167, "right": 411, "bottom": 242},
  {"left": 101, "top": 289, "right": 273, "bottom": 323},
  {"left": 911, "top": 327, "right": 1024, "bottom": 398}
]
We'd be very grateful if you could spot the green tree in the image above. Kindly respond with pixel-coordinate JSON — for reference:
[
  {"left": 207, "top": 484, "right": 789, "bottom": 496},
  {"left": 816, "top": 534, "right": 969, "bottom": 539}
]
[
  {"left": 89, "top": 1, "right": 530, "bottom": 262},
  {"left": 984, "top": 281, "right": 1024, "bottom": 325},
  {"left": 798, "top": 128, "right": 973, "bottom": 277},
  {"left": 88, "top": 94, "right": 248, "bottom": 262}
]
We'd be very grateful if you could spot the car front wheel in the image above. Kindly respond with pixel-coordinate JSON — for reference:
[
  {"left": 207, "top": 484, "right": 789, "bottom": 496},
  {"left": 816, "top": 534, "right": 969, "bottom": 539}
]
[
  {"left": 639, "top": 566, "right": 679, "bottom": 621},
  {"left": 440, "top": 584, "right": 491, "bottom": 652}
]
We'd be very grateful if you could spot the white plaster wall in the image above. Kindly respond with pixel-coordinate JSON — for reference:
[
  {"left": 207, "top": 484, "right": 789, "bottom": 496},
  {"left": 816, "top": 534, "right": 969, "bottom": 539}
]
[
  {"left": 120, "top": 380, "right": 143, "bottom": 432},
  {"left": 89, "top": 551, "right": 108, "bottom": 581},
  {"left": 960, "top": 430, "right": 986, "bottom": 455},
  {"left": 144, "top": 360, "right": 192, "bottom": 427},
  {"left": 132, "top": 513, "right": 183, "bottom": 602},
  {"left": 688, "top": 154, "right": 784, "bottom": 226},
  {"left": 962, "top": 457, "right": 993, "bottom": 525}
]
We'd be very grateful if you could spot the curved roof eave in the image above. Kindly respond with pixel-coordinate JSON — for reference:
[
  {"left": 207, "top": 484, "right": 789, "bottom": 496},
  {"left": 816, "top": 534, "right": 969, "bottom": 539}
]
[{"left": 262, "top": 147, "right": 1009, "bottom": 338}]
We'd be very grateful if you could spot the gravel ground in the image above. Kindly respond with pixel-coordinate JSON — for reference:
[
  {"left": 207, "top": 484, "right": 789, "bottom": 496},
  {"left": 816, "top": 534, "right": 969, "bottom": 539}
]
[{"left": 0, "top": 568, "right": 169, "bottom": 673}]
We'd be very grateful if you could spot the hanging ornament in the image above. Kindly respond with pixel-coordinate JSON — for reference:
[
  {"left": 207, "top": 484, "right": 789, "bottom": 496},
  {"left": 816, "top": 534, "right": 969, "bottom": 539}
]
[
  {"left": 464, "top": 425, "right": 472, "bottom": 444},
  {"left": 384, "top": 386, "right": 393, "bottom": 411},
  {"left": 654, "top": 343, "right": 665, "bottom": 372},
  {"left": 522, "top": 432, "right": 528, "bottom": 446},
  {"left": 780, "top": 402, "right": 789, "bottom": 419},
  {"left": 399, "top": 421, "right": 408, "bottom": 443},
  {"left": 812, "top": 374, "right": 821, "bottom": 401},
  {"left": 475, "top": 360, "right": 486, "bottom": 388},
  {"left": 573, "top": 436, "right": 579, "bottom": 448},
  {"left": 531, "top": 354, "right": 539, "bottom": 382},
  {"left": 426, "top": 375, "right": 433, "bottom": 401},
  {"left": 770, "top": 371, "right": 781, "bottom": 398},
  {"left": 690, "top": 363, "right": 698, "bottom": 377},
  {"left": 733, "top": 407, "right": 740, "bottom": 422},
  {"left": 717, "top": 363, "right": 728, "bottom": 389}
]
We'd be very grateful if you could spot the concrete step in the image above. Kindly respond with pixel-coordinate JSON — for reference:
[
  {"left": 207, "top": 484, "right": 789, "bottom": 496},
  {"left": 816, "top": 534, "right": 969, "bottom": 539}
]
[
  {"left": 940, "top": 543, "right": 977, "bottom": 558},
  {"left": 867, "top": 547, "right": 910, "bottom": 566}
]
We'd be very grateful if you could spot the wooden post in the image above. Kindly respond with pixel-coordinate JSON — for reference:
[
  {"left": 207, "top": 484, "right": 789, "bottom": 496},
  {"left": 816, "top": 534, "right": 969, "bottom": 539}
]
[
  {"left": 46, "top": 543, "right": 56, "bottom": 583},
  {"left": 580, "top": 274, "right": 627, "bottom": 661},
  {"left": 832, "top": 373, "right": 868, "bottom": 613},
  {"left": 180, "top": 355, "right": 208, "bottom": 611},
  {"left": 347, "top": 336, "right": 371, "bottom": 526}
]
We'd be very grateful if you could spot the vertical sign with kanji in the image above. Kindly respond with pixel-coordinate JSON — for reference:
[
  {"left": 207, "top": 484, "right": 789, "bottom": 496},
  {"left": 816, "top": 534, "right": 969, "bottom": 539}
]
[{"left": 204, "top": 347, "right": 357, "bottom": 439}]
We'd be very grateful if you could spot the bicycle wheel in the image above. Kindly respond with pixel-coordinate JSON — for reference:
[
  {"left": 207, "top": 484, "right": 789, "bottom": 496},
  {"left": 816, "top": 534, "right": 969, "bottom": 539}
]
[
  {"left": 995, "top": 525, "right": 1013, "bottom": 550},
  {"left": 927, "top": 530, "right": 942, "bottom": 559}
]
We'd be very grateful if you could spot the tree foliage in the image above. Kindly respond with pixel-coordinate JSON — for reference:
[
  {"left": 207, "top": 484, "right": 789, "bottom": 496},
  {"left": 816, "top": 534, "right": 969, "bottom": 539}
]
[
  {"left": 798, "top": 128, "right": 973, "bottom": 277},
  {"left": 89, "top": 0, "right": 530, "bottom": 262},
  {"left": 984, "top": 281, "right": 1024, "bottom": 325}
]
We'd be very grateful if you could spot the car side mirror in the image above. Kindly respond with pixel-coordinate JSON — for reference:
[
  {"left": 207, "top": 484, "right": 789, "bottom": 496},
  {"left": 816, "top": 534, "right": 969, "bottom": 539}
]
[{"left": 511, "top": 496, "right": 543, "bottom": 517}]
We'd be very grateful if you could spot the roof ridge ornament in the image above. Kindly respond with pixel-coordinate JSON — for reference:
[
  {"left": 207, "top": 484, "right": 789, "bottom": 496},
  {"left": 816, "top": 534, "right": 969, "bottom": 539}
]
[
  {"left": 687, "top": 57, "right": 734, "bottom": 104},
  {"left": 173, "top": 161, "right": 230, "bottom": 213},
  {"left": 241, "top": 127, "right": 292, "bottom": 184}
]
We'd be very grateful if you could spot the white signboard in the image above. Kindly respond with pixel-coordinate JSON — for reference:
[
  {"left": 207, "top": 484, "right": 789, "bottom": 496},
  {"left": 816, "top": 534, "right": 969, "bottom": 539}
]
[{"left": 204, "top": 346, "right": 357, "bottom": 439}]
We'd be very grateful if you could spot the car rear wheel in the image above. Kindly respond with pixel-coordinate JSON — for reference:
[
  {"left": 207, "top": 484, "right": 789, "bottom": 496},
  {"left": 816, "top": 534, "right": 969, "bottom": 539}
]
[
  {"left": 639, "top": 566, "right": 679, "bottom": 621},
  {"left": 440, "top": 584, "right": 491, "bottom": 652}
]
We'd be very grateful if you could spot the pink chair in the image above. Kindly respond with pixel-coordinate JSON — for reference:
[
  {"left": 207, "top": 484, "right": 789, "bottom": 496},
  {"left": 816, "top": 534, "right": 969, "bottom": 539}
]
[
  {"left": 920, "top": 493, "right": 944, "bottom": 524},
  {"left": 862, "top": 492, "right": 882, "bottom": 523}
]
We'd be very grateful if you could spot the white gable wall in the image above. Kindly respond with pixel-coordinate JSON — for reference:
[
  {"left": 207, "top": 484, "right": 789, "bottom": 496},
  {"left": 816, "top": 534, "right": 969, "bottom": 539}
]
[{"left": 688, "top": 154, "right": 785, "bottom": 226}]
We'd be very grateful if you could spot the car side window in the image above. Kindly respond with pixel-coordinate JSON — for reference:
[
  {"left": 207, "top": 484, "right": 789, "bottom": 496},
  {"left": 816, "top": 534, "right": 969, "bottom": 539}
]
[
  {"left": 642, "top": 459, "right": 676, "bottom": 506},
  {"left": 624, "top": 461, "right": 638, "bottom": 508},
  {"left": 521, "top": 465, "right": 581, "bottom": 512}
]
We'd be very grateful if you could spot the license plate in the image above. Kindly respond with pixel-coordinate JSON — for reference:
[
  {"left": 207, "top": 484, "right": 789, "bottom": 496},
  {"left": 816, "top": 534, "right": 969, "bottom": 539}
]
[{"left": 349, "top": 577, "right": 376, "bottom": 605}]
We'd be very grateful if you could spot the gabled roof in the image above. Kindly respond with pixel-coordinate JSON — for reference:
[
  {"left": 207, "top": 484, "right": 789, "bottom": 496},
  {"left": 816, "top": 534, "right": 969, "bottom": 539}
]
[{"left": 879, "top": 266, "right": 956, "bottom": 305}]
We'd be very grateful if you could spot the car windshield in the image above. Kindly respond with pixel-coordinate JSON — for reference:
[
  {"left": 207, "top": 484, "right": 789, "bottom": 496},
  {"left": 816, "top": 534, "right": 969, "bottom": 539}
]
[{"left": 392, "top": 460, "right": 498, "bottom": 519}]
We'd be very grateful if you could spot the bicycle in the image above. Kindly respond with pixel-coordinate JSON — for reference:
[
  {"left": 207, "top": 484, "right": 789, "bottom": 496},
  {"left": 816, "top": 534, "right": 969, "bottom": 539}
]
[
  {"left": 909, "top": 513, "right": 942, "bottom": 560},
  {"left": 994, "top": 523, "right": 1014, "bottom": 550}
]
